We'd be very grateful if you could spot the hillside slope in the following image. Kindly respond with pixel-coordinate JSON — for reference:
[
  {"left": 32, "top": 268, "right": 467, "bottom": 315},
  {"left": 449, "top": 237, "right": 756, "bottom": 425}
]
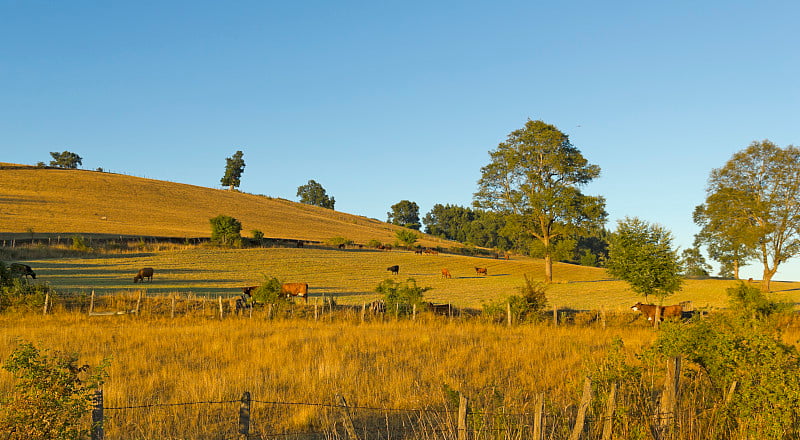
[{"left": 0, "top": 165, "right": 450, "bottom": 247}]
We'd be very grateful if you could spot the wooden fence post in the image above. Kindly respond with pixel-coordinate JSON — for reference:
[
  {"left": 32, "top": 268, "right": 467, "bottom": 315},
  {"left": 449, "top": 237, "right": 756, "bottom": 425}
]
[
  {"left": 171, "top": 295, "right": 176, "bottom": 319},
  {"left": 568, "top": 377, "right": 592, "bottom": 440},
  {"left": 412, "top": 303, "right": 417, "bottom": 321},
  {"left": 553, "top": 304, "right": 558, "bottom": 326},
  {"left": 238, "top": 391, "right": 251, "bottom": 438},
  {"left": 335, "top": 394, "right": 360, "bottom": 440},
  {"left": 43, "top": 293, "right": 50, "bottom": 315},
  {"left": 89, "top": 290, "right": 96, "bottom": 315},
  {"left": 314, "top": 301, "right": 319, "bottom": 321},
  {"left": 532, "top": 393, "right": 544, "bottom": 440},
  {"left": 91, "top": 389, "right": 104, "bottom": 440},
  {"left": 507, "top": 301, "right": 512, "bottom": 327},
  {"left": 361, "top": 303, "right": 366, "bottom": 323},
  {"left": 602, "top": 383, "right": 617, "bottom": 440},
  {"left": 458, "top": 392, "right": 469, "bottom": 440},
  {"left": 657, "top": 356, "right": 681, "bottom": 432},
  {"left": 136, "top": 291, "right": 143, "bottom": 315},
  {"left": 218, "top": 296, "right": 224, "bottom": 320}
]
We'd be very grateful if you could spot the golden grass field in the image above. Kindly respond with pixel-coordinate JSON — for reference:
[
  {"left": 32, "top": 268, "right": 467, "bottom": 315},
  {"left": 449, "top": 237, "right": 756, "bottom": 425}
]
[{"left": 3, "top": 164, "right": 800, "bottom": 438}]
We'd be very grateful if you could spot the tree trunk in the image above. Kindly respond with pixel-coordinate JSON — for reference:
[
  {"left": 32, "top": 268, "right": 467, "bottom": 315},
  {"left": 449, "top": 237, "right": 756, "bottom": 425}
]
[
  {"left": 762, "top": 266, "right": 778, "bottom": 292},
  {"left": 733, "top": 259, "right": 740, "bottom": 280},
  {"left": 544, "top": 253, "right": 553, "bottom": 283}
]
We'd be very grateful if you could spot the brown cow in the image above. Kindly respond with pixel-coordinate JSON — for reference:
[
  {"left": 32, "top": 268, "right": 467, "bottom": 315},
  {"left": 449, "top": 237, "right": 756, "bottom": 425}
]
[
  {"left": 281, "top": 282, "right": 309, "bottom": 303},
  {"left": 441, "top": 268, "right": 452, "bottom": 279},
  {"left": 475, "top": 267, "right": 488, "bottom": 276},
  {"left": 133, "top": 267, "right": 154, "bottom": 283},
  {"left": 631, "top": 302, "right": 683, "bottom": 322}
]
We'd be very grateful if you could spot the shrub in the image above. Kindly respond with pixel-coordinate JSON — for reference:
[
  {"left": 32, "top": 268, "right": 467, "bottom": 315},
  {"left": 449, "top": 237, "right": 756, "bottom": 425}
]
[
  {"left": 0, "top": 341, "right": 109, "bottom": 440},
  {"left": 367, "top": 239, "right": 383, "bottom": 249},
  {"left": 251, "top": 276, "right": 288, "bottom": 305},
  {"left": 70, "top": 235, "right": 92, "bottom": 252},
  {"left": 727, "top": 281, "right": 791, "bottom": 323},
  {"left": 251, "top": 229, "right": 264, "bottom": 241},
  {"left": 375, "top": 278, "right": 430, "bottom": 316},
  {"left": 209, "top": 215, "right": 242, "bottom": 246},
  {"left": 327, "top": 237, "right": 353, "bottom": 247},
  {"left": 394, "top": 229, "right": 418, "bottom": 248}
]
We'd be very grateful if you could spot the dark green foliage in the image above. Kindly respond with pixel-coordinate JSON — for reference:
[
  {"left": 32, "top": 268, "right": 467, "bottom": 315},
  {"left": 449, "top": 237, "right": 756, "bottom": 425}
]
[
  {"left": 48, "top": 151, "right": 82, "bottom": 169},
  {"left": 652, "top": 317, "right": 800, "bottom": 439},
  {"left": 0, "top": 262, "right": 53, "bottom": 312},
  {"left": 375, "top": 278, "right": 430, "bottom": 316},
  {"left": 387, "top": 200, "right": 421, "bottom": 230},
  {"left": 327, "top": 236, "right": 353, "bottom": 247},
  {"left": 483, "top": 275, "right": 548, "bottom": 323},
  {"left": 394, "top": 229, "right": 418, "bottom": 247},
  {"left": 70, "top": 235, "right": 92, "bottom": 252},
  {"left": 0, "top": 341, "right": 109, "bottom": 440},
  {"left": 606, "top": 217, "right": 682, "bottom": 301},
  {"left": 296, "top": 180, "right": 335, "bottom": 209},
  {"left": 209, "top": 215, "right": 242, "bottom": 246},
  {"left": 220, "top": 150, "right": 245, "bottom": 190},
  {"left": 251, "top": 229, "right": 264, "bottom": 241},
  {"left": 251, "top": 276, "right": 288, "bottom": 305}
]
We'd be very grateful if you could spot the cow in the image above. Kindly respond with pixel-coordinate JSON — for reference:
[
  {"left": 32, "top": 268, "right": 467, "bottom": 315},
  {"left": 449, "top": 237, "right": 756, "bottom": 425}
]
[
  {"left": 475, "top": 267, "right": 488, "bottom": 276},
  {"left": 281, "top": 282, "right": 309, "bottom": 303},
  {"left": 441, "top": 268, "right": 452, "bottom": 279},
  {"left": 9, "top": 263, "right": 36, "bottom": 279},
  {"left": 241, "top": 286, "right": 258, "bottom": 295},
  {"left": 387, "top": 265, "right": 399, "bottom": 275},
  {"left": 230, "top": 293, "right": 252, "bottom": 314},
  {"left": 631, "top": 302, "right": 683, "bottom": 322},
  {"left": 337, "top": 243, "right": 346, "bottom": 249},
  {"left": 414, "top": 249, "right": 424, "bottom": 255},
  {"left": 133, "top": 267, "right": 154, "bottom": 283}
]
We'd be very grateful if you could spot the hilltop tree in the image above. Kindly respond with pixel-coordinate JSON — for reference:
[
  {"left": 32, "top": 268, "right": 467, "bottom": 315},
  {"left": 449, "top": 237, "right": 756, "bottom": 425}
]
[
  {"left": 680, "top": 247, "right": 712, "bottom": 278},
  {"left": 48, "top": 151, "right": 82, "bottom": 169},
  {"left": 698, "top": 140, "right": 800, "bottom": 291},
  {"left": 693, "top": 204, "right": 756, "bottom": 279},
  {"left": 388, "top": 200, "right": 421, "bottom": 230},
  {"left": 474, "top": 119, "right": 607, "bottom": 283},
  {"left": 606, "top": 217, "right": 683, "bottom": 302},
  {"left": 220, "top": 150, "right": 245, "bottom": 190},
  {"left": 296, "top": 179, "right": 335, "bottom": 209}
]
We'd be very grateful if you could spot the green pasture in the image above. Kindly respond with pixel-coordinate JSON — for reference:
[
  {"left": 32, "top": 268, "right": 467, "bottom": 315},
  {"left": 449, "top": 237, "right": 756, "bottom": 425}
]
[{"left": 19, "top": 246, "right": 800, "bottom": 311}]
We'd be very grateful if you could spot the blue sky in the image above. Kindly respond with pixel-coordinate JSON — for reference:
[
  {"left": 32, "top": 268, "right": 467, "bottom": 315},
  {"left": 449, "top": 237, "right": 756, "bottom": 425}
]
[{"left": 2, "top": 1, "right": 798, "bottom": 281}]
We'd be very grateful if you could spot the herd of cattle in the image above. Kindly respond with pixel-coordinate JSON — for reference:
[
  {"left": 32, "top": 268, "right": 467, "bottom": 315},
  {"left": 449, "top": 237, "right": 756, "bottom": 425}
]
[{"left": 6, "top": 261, "right": 697, "bottom": 323}]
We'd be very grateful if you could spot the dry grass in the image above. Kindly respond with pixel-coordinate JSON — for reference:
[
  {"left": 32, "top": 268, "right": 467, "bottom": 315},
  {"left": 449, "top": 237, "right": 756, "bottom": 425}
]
[{"left": 0, "top": 166, "right": 450, "bottom": 248}]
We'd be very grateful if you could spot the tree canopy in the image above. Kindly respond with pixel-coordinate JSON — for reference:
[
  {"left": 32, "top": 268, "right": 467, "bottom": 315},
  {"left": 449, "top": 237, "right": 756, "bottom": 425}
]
[
  {"left": 388, "top": 200, "right": 421, "bottom": 230},
  {"left": 296, "top": 180, "right": 335, "bottom": 209},
  {"left": 606, "top": 217, "right": 683, "bottom": 302},
  {"left": 474, "top": 119, "right": 606, "bottom": 282},
  {"left": 209, "top": 214, "right": 242, "bottom": 246},
  {"left": 220, "top": 150, "right": 245, "bottom": 190},
  {"left": 48, "top": 151, "right": 82, "bottom": 169},
  {"left": 698, "top": 140, "right": 800, "bottom": 291}
]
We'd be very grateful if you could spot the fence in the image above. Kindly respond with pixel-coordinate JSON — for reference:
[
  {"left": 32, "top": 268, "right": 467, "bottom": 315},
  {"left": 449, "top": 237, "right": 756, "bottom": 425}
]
[{"left": 86, "top": 358, "right": 722, "bottom": 440}]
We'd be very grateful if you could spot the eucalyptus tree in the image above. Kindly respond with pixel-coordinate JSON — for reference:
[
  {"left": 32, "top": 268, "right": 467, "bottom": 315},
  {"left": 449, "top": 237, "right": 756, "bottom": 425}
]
[
  {"left": 474, "top": 119, "right": 606, "bottom": 283},
  {"left": 296, "top": 180, "right": 335, "bottom": 209},
  {"left": 698, "top": 140, "right": 800, "bottom": 291},
  {"left": 48, "top": 151, "right": 82, "bottom": 169},
  {"left": 387, "top": 200, "right": 421, "bottom": 230}
]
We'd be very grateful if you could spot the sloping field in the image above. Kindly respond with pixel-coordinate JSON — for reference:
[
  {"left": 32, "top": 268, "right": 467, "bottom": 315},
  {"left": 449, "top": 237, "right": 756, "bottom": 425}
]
[
  {"left": 0, "top": 164, "right": 449, "bottom": 248},
  {"left": 22, "top": 246, "right": 800, "bottom": 310}
]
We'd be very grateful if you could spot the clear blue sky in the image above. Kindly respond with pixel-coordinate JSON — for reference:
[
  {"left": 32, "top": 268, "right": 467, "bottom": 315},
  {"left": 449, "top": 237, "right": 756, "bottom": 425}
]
[{"left": 2, "top": 1, "right": 798, "bottom": 281}]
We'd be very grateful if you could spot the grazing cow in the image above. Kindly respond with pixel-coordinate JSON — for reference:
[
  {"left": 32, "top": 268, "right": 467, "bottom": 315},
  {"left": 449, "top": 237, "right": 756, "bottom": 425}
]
[
  {"left": 9, "top": 263, "right": 36, "bottom": 279},
  {"left": 631, "top": 302, "right": 683, "bottom": 322},
  {"left": 387, "top": 265, "right": 399, "bottom": 275},
  {"left": 414, "top": 249, "right": 424, "bottom": 255},
  {"left": 441, "top": 268, "right": 452, "bottom": 279},
  {"left": 281, "top": 282, "right": 309, "bottom": 303},
  {"left": 475, "top": 267, "right": 488, "bottom": 276},
  {"left": 337, "top": 243, "right": 346, "bottom": 249},
  {"left": 133, "top": 267, "right": 154, "bottom": 283},
  {"left": 241, "top": 286, "right": 258, "bottom": 295},
  {"left": 296, "top": 240, "right": 304, "bottom": 248}
]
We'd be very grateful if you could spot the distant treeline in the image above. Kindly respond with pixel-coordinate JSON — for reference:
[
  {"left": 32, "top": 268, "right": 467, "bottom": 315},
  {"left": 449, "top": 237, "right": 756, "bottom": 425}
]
[{"left": 422, "top": 203, "right": 609, "bottom": 266}]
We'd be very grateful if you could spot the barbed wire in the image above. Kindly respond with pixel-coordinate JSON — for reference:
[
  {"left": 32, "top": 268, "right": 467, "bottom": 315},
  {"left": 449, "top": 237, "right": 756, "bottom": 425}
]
[{"left": 104, "top": 398, "right": 239, "bottom": 410}]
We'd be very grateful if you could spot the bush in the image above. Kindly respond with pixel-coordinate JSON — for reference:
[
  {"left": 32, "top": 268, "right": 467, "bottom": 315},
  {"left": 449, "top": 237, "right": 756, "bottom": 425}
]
[
  {"left": 375, "top": 278, "right": 431, "bottom": 316},
  {"left": 70, "top": 235, "right": 92, "bottom": 252},
  {"left": 394, "top": 230, "right": 418, "bottom": 248},
  {"left": 0, "top": 341, "right": 109, "bottom": 440},
  {"left": 209, "top": 215, "right": 242, "bottom": 246},
  {"left": 327, "top": 237, "right": 353, "bottom": 247},
  {"left": 727, "top": 281, "right": 791, "bottom": 323},
  {"left": 367, "top": 239, "right": 383, "bottom": 249},
  {"left": 251, "top": 276, "right": 289, "bottom": 305}
]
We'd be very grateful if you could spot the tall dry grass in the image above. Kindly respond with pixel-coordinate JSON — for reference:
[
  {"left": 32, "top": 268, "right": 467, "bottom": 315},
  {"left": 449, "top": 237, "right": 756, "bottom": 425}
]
[{"left": 0, "top": 312, "right": 656, "bottom": 439}]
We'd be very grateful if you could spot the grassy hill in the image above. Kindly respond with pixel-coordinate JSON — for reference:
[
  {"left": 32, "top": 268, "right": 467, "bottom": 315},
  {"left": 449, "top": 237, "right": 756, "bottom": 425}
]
[
  {"left": 0, "top": 164, "right": 447, "bottom": 247},
  {"left": 3, "top": 163, "right": 800, "bottom": 310}
]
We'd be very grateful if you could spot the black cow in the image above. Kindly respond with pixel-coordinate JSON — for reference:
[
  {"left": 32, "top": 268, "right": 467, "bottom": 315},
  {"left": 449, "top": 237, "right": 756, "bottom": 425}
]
[
  {"left": 9, "top": 263, "right": 36, "bottom": 279},
  {"left": 387, "top": 265, "right": 399, "bottom": 275}
]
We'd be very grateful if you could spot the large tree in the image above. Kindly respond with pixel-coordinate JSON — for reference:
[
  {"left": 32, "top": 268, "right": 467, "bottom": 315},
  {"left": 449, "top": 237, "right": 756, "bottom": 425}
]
[
  {"left": 606, "top": 217, "right": 683, "bottom": 302},
  {"left": 699, "top": 140, "right": 800, "bottom": 291},
  {"left": 388, "top": 200, "right": 421, "bottom": 230},
  {"left": 49, "top": 151, "right": 82, "bottom": 169},
  {"left": 220, "top": 150, "right": 245, "bottom": 190},
  {"left": 693, "top": 204, "right": 756, "bottom": 279},
  {"left": 296, "top": 179, "right": 335, "bottom": 209},
  {"left": 474, "top": 119, "right": 606, "bottom": 283}
]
